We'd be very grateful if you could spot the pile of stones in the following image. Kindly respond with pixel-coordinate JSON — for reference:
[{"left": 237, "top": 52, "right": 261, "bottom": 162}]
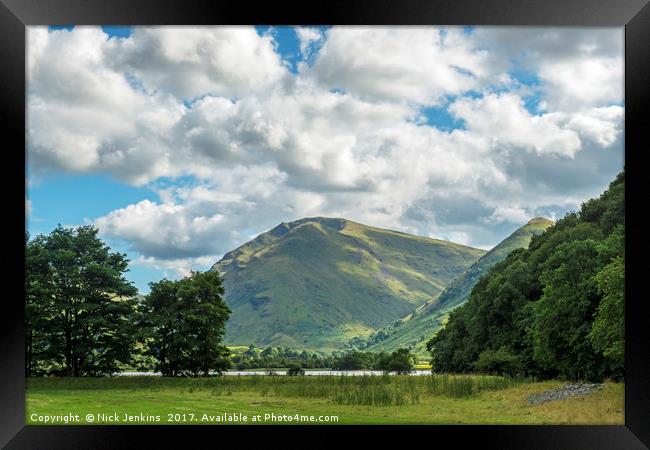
[{"left": 527, "top": 383, "right": 604, "bottom": 405}]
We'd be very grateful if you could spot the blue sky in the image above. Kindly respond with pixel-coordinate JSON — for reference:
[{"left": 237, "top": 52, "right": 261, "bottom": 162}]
[{"left": 27, "top": 26, "right": 624, "bottom": 293}]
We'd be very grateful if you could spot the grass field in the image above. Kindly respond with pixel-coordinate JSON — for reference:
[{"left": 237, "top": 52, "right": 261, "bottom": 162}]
[{"left": 26, "top": 376, "right": 623, "bottom": 425}]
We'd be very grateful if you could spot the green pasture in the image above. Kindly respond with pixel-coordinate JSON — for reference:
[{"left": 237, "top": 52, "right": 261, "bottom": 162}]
[{"left": 26, "top": 375, "right": 623, "bottom": 425}]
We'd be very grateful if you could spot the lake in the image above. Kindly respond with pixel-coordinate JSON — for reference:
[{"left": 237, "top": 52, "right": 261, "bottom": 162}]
[{"left": 116, "top": 370, "right": 433, "bottom": 376}]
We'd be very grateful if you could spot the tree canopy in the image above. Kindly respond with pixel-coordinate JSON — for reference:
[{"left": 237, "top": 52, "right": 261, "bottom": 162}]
[
  {"left": 376, "top": 348, "right": 416, "bottom": 374},
  {"left": 25, "top": 225, "right": 138, "bottom": 376},
  {"left": 140, "top": 271, "right": 231, "bottom": 376}
]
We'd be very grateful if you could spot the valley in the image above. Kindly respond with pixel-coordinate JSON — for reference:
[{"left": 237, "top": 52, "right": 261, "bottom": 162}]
[{"left": 213, "top": 216, "right": 553, "bottom": 356}]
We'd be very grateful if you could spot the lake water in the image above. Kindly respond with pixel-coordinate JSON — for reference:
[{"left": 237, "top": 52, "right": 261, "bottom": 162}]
[{"left": 116, "top": 370, "right": 433, "bottom": 376}]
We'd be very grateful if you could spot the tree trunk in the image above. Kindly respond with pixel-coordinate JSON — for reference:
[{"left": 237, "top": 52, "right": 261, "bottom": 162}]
[
  {"left": 64, "top": 310, "right": 73, "bottom": 376},
  {"left": 25, "top": 326, "right": 32, "bottom": 377}
]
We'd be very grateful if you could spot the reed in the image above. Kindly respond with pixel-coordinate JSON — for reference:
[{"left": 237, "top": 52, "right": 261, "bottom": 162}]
[{"left": 27, "top": 373, "right": 528, "bottom": 406}]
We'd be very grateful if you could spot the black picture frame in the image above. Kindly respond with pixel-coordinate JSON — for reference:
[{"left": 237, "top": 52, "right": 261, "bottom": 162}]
[{"left": 2, "top": 0, "right": 648, "bottom": 448}]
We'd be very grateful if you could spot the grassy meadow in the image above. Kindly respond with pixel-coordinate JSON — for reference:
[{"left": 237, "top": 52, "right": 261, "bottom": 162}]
[{"left": 26, "top": 375, "right": 623, "bottom": 425}]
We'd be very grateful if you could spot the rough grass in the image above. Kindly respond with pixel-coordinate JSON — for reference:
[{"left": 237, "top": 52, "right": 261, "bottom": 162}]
[
  {"left": 483, "top": 379, "right": 624, "bottom": 425},
  {"left": 26, "top": 376, "right": 623, "bottom": 425}
]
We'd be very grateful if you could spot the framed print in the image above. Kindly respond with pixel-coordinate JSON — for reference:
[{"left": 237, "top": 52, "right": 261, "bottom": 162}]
[{"left": 2, "top": 0, "right": 649, "bottom": 448}]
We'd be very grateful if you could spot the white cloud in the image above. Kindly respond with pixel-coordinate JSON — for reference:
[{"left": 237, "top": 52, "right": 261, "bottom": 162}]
[
  {"left": 306, "top": 27, "right": 493, "bottom": 105},
  {"left": 538, "top": 57, "right": 623, "bottom": 112},
  {"left": 486, "top": 206, "right": 531, "bottom": 224},
  {"left": 28, "top": 26, "right": 624, "bottom": 269},
  {"left": 106, "top": 26, "right": 289, "bottom": 100},
  {"left": 550, "top": 106, "right": 624, "bottom": 147},
  {"left": 294, "top": 27, "right": 323, "bottom": 56},
  {"left": 449, "top": 92, "right": 582, "bottom": 157},
  {"left": 472, "top": 27, "right": 624, "bottom": 112},
  {"left": 27, "top": 27, "right": 186, "bottom": 184},
  {"left": 133, "top": 255, "right": 218, "bottom": 279}
]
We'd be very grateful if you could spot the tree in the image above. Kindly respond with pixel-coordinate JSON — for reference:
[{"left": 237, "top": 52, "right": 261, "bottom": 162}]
[
  {"left": 532, "top": 239, "right": 606, "bottom": 381},
  {"left": 376, "top": 348, "right": 415, "bottom": 375},
  {"left": 427, "top": 170, "right": 624, "bottom": 382},
  {"left": 589, "top": 256, "right": 624, "bottom": 376},
  {"left": 141, "top": 271, "right": 231, "bottom": 376},
  {"left": 244, "top": 344, "right": 259, "bottom": 358},
  {"left": 137, "top": 279, "right": 181, "bottom": 376},
  {"left": 286, "top": 363, "right": 305, "bottom": 376},
  {"left": 25, "top": 226, "right": 138, "bottom": 376},
  {"left": 472, "top": 347, "right": 522, "bottom": 376},
  {"left": 25, "top": 232, "right": 54, "bottom": 376},
  {"left": 333, "top": 351, "right": 375, "bottom": 370}
]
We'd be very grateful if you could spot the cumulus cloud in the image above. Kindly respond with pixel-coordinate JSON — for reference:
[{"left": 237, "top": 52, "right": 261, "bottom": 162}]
[
  {"left": 106, "top": 26, "right": 288, "bottom": 100},
  {"left": 472, "top": 27, "right": 624, "bottom": 111},
  {"left": 537, "top": 56, "right": 623, "bottom": 111},
  {"left": 306, "top": 27, "right": 493, "bottom": 105},
  {"left": 294, "top": 26, "right": 323, "bottom": 56},
  {"left": 94, "top": 165, "right": 290, "bottom": 259},
  {"left": 449, "top": 93, "right": 583, "bottom": 157},
  {"left": 133, "top": 255, "right": 219, "bottom": 279},
  {"left": 27, "top": 26, "right": 624, "bottom": 275},
  {"left": 485, "top": 206, "right": 531, "bottom": 224},
  {"left": 551, "top": 106, "right": 624, "bottom": 147},
  {"left": 27, "top": 27, "right": 186, "bottom": 184}
]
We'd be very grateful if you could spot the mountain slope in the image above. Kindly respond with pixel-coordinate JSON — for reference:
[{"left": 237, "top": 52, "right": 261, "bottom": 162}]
[
  {"left": 345, "top": 217, "right": 554, "bottom": 355},
  {"left": 210, "top": 217, "right": 486, "bottom": 350}
]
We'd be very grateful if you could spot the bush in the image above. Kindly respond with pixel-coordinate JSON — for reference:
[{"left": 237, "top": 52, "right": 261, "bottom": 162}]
[
  {"left": 332, "top": 351, "right": 376, "bottom": 370},
  {"left": 472, "top": 347, "right": 522, "bottom": 376},
  {"left": 286, "top": 363, "right": 305, "bottom": 376},
  {"left": 376, "top": 348, "right": 415, "bottom": 375}
]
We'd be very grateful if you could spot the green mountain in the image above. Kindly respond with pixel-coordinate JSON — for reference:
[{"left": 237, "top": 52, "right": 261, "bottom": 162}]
[
  {"left": 210, "top": 217, "right": 486, "bottom": 350},
  {"left": 345, "top": 217, "right": 554, "bottom": 356}
]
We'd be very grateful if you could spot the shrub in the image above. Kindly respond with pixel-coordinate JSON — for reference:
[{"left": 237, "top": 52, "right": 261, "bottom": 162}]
[
  {"left": 286, "top": 364, "right": 305, "bottom": 376},
  {"left": 472, "top": 347, "right": 522, "bottom": 376},
  {"left": 376, "top": 348, "right": 415, "bottom": 375}
]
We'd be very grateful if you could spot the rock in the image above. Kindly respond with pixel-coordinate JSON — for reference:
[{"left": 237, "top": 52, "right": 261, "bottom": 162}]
[{"left": 527, "top": 383, "right": 604, "bottom": 405}]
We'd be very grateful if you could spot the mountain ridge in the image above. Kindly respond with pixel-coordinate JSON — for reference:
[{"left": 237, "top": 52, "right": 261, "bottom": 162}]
[{"left": 211, "top": 216, "right": 486, "bottom": 350}]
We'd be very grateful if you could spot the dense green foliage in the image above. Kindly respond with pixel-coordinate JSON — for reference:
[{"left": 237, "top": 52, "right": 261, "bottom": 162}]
[
  {"left": 25, "top": 226, "right": 138, "bottom": 376},
  {"left": 26, "top": 226, "right": 232, "bottom": 378},
  {"left": 375, "top": 348, "right": 416, "bottom": 374},
  {"left": 343, "top": 218, "right": 553, "bottom": 355},
  {"left": 211, "top": 217, "right": 485, "bottom": 349},
  {"left": 286, "top": 363, "right": 306, "bottom": 376},
  {"left": 229, "top": 345, "right": 334, "bottom": 370},
  {"left": 428, "top": 172, "right": 625, "bottom": 382},
  {"left": 330, "top": 351, "right": 377, "bottom": 370},
  {"left": 228, "top": 345, "right": 417, "bottom": 374},
  {"left": 140, "top": 272, "right": 231, "bottom": 376},
  {"left": 328, "top": 348, "right": 416, "bottom": 373},
  {"left": 589, "top": 256, "right": 624, "bottom": 370}
]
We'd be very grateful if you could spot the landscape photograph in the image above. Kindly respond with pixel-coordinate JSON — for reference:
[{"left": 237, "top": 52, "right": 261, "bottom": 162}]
[{"left": 25, "top": 25, "right": 624, "bottom": 425}]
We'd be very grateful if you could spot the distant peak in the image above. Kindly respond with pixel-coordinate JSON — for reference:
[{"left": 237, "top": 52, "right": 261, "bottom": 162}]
[
  {"left": 526, "top": 217, "right": 554, "bottom": 225},
  {"left": 292, "top": 216, "right": 346, "bottom": 223},
  {"left": 282, "top": 217, "right": 349, "bottom": 231}
]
